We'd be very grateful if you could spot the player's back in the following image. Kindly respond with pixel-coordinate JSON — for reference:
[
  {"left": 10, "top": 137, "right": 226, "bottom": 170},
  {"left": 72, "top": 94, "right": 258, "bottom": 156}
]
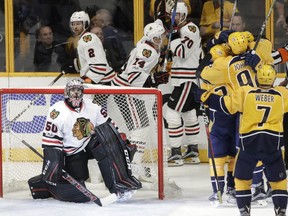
[
  {"left": 221, "top": 85, "right": 288, "bottom": 153},
  {"left": 227, "top": 54, "right": 257, "bottom": 91}
]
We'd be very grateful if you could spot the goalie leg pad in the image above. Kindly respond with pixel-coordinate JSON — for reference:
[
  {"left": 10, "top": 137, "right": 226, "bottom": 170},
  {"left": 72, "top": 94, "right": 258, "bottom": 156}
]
[
  {"left": 28, "top": 174, "right": 52, "bottom": 199},
  {"left": 89, "top": 121, "right": 142, "bottom": 194},
  {"left": 47, "top": 181, "right": 91, "bottom": 203}
]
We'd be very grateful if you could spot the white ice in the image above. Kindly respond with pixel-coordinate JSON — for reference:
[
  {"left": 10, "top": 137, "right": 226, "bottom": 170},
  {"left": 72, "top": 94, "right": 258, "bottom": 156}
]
[{"left": 0, "top": 163, "right": 278, "bottom": 216}]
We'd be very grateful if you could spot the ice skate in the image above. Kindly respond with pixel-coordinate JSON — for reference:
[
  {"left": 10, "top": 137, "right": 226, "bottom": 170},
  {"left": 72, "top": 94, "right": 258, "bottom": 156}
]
[
  {"left": 117, "top": 190, "right": 137, "bottom": 202},
  {"left": 208, "top": 192, "right": 221, "bottom": 207},
  {"left": 182, "top": 144, "right": 200, "bottom": 164},
  {"left": 239, "top": 206, "right": 251, "bottom": 216},
  {"left": 226, "top": 187, "right": 236, "bottom": 204},
  {"left": 251, "top": 185, "right": 267, "bottom": 207},
  {"left": 274, "top": 207, "right": 287, "bottom": 216},
  {"left": 168, "top": 147, "right": 184, "bottom": 167}
]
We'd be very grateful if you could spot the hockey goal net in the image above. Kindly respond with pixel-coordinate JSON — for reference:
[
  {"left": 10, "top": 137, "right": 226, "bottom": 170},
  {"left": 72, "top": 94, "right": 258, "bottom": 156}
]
[{"left": 0, "top": 85, "right": 177, "bottom": 200}]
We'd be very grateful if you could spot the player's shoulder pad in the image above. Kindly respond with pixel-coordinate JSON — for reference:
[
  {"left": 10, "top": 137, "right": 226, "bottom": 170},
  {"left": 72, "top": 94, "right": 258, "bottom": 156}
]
[
  {"left": 180, "top": 22, "right": 200, "bottom": 37},
  {"left": 81, "top": 32, "right": 101, "bottom": 44},
  {"left": 136, "top": 43, "right": 158, "bottom": 60}
]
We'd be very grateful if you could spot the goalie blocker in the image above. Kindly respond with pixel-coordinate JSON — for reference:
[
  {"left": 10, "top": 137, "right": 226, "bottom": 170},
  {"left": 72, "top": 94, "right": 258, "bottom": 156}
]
[{"left": 28, "top": 121, "right": 142, "bottom": 202}]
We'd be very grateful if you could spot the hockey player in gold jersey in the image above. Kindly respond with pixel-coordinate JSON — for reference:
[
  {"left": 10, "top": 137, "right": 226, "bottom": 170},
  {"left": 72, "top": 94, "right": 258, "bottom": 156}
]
[
  {"left": 196, "top": 65, "right": 288, "bottom": 216},
  {"left": 201, "top": 44, "right": 238, "bottom": 204}
]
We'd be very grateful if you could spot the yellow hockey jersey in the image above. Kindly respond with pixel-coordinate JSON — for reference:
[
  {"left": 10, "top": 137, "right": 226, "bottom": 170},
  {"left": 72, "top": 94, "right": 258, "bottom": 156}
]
[
  {"left": 208, "top": 85, "right": 288, "bottom": 152},
  {"left": 201, "top": 39, "right": 273, "bottom": 92},
  {"left": 222, "top": 85, "right": 288, "bottom": 134}
]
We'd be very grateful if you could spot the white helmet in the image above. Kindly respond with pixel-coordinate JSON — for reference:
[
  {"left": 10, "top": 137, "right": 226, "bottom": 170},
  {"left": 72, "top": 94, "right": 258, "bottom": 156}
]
[
  {"left": 172, "top": 2, "right": 188, "bottom": 24},
  {"left": 144, "top": 21, "right": 165, "bottom": 45},
  {"left": 64, "top": 79, "right": 84, "bottom": 108},
  {"left": 70, "top": 11, "right": 90, "bottom": 32}
]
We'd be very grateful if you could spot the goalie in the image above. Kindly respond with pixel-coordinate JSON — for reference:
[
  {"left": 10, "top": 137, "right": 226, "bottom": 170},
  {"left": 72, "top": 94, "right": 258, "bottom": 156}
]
[{"left": 28, "top": 79, "right": 141, "bottom": 203}]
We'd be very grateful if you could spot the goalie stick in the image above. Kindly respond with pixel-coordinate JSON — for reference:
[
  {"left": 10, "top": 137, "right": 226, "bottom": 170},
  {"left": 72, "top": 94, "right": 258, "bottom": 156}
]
[
  {"left": 220, "top": 0, "right": 224, "bottom": 31},
  {"left": 10, "top": 130, "right": 118, "bottom": 206},
  {"left": 9, "top": 71, "right": 65, "bottom": 124}
]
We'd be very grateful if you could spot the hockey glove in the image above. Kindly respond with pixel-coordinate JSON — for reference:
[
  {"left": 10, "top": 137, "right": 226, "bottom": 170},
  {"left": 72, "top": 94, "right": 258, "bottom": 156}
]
[
  {"left": 171, "top": 30, "right": 180, "bottom": 41},
  {"left": 207, "top": 30, "right": 234, "bottom": 51},
  {"left": 216, "top": 30, "right": 234, "bottom": 44},
  {"left": 193, "top": 87, "right": 211, "bottom": 104},
  {"left": 61, "top": 64, "right": 78, "bottom": 74},
  {"left": 153, "top": 71, "right": 169, "bottom": 85},
  {"left": 245, "top": 50, "right": 262, "bottom": 72}
]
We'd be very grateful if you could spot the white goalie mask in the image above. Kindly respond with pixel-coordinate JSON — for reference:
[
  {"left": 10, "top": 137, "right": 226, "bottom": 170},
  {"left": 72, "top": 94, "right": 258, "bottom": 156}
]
[
  {"left": 144, "top": 21, "right": 165, "bottom": 46},
  {"left": 64, "top": 79, "right": 84, "bottom": 108},
  {"left": 70, "top": 11, "right": 90, "bottom": 34}
]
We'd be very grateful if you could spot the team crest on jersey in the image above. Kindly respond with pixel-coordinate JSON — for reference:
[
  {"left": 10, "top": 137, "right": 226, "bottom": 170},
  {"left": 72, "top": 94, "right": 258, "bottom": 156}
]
[
  {"left": 142, "top": 49, "right": 152, "bottom": 58},
  {"left": 72, "top": 117, "right": 94, "bottom": 140},
  {"left": 188, "top": 25, "right": 196, "bottom": 33},
  {"left": 83, "top": 35, "right": 92, "bottom": 43},
  {"left": 50, "top": 109, "right": 60, "bottom": 119}
]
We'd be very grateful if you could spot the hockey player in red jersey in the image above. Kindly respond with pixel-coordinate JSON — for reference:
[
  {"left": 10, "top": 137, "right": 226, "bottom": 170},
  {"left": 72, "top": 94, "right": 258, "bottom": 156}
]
[
  {"left": 70, "top": 11, "right": 116, "bottom": 85},
  {"left": 28, "top": 79, "right": 141, "bottom": 203},
  {"left": 196, "top": 65, "right": 288, "bottom": 216},
  {"left": 165, "top": 2, "right": 202, "bottom": 166}
]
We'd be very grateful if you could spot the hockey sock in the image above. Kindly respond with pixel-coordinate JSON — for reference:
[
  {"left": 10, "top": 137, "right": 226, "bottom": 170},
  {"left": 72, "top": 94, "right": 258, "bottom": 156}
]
[
  {"left": 252, "top": 162, "right": 264, "bottom": 186},
  {"left": 226, "top": 171, "right": 235, "bottom": 188}
]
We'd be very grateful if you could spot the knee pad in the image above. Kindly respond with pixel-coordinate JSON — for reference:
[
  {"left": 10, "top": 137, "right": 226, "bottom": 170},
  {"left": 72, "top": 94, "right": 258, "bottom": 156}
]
[
  {"left": 270, "top": 179, "right": 287, "bottom": 191},
  {"left": 235, "top": 178, "right": 252, "bottom": 191},
  {"left": 210, "top": 157, "right": 226, "bottom": 176},
  {"left": 165, "top": 107, "right": 182, "bottom": 128},
  {"left": 28, "top": 175, "right": 51, "bottom": 199},
  {"left": 182, "top": 109, "right": 198, "bottom": 126}
]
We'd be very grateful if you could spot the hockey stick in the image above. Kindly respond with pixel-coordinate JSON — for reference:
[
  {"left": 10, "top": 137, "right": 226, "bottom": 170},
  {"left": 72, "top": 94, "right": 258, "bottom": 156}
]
[
  {"left": 163, "top": 0, "right": 178, "bottom": 72},
  {"left": 10, "top": 71, "right": 65, "bottom": 124},
  {"left": 253, "top": 0, "right": 276, "bottom": 52},
  {"left": 220, "top": 0, "right": 224, "bottom": 31},
  {"left": 196, "top": 73, "right": 222, "bottom": 204},
  {"left": 229, "top": 0, "right": 238, "bottom": 30},
  {"left": 10, "top": 130, "right": 118, "bottom": 206}
]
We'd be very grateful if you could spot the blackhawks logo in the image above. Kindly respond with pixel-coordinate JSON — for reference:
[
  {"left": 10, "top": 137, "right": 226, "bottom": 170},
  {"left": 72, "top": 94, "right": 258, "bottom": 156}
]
[
  {"left": 72, "top": 117, "right": 94, "bottom": 140},
  {"left": 50, "top": 109, "right": 60, "bottom": 119},
  {"left": 83, "top": 35, "right": 92, "bottom": 43},
  {"left": 142, "top": 49, "right": 152, "bottom": 58},
  {"left": 188, "top": 25, "right": 197, "bottom": 33}
]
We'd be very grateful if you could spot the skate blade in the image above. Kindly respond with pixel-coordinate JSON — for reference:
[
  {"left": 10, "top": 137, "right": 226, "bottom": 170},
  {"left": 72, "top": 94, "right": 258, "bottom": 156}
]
[
  {"left": 168, "top": 159, "right": 184, "bottom": 167},
  {"left": 251, "top": 199, "right": 268, "bottom": 207},
  {"left": 183, "top": 157, "right": 200, "bottom": 164}
]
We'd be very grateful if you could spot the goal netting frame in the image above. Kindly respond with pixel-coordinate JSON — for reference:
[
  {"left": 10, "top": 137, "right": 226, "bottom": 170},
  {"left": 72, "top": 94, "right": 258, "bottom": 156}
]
[{"left": 0, "top": 86, "right": 168, "bottom": 200}]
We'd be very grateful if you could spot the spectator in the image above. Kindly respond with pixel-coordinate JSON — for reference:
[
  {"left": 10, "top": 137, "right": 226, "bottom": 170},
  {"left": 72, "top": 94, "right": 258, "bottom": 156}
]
[
  {"left": 33, "top": 25, "right": 74, "bottom": 72},
  {"left": 200, "top": 0, "right": 238, "bottom": 48},
  {"left": 95, "top": 9, "right": 127, "bottom": 72},
  {"left": 230, "top": 12, "right": 245, "bottom": 32}
]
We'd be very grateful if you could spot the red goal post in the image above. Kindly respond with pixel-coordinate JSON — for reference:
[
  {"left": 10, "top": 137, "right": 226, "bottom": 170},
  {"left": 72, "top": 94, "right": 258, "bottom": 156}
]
[{"left": 0, "top": 86, "right": 166, "bottom": 199}]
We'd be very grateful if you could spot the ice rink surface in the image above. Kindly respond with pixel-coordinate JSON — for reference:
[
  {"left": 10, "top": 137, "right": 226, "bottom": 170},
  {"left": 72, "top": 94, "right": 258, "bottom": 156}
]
[{"left": 0, "top": 163, "right": 278, "bottom": 216}]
